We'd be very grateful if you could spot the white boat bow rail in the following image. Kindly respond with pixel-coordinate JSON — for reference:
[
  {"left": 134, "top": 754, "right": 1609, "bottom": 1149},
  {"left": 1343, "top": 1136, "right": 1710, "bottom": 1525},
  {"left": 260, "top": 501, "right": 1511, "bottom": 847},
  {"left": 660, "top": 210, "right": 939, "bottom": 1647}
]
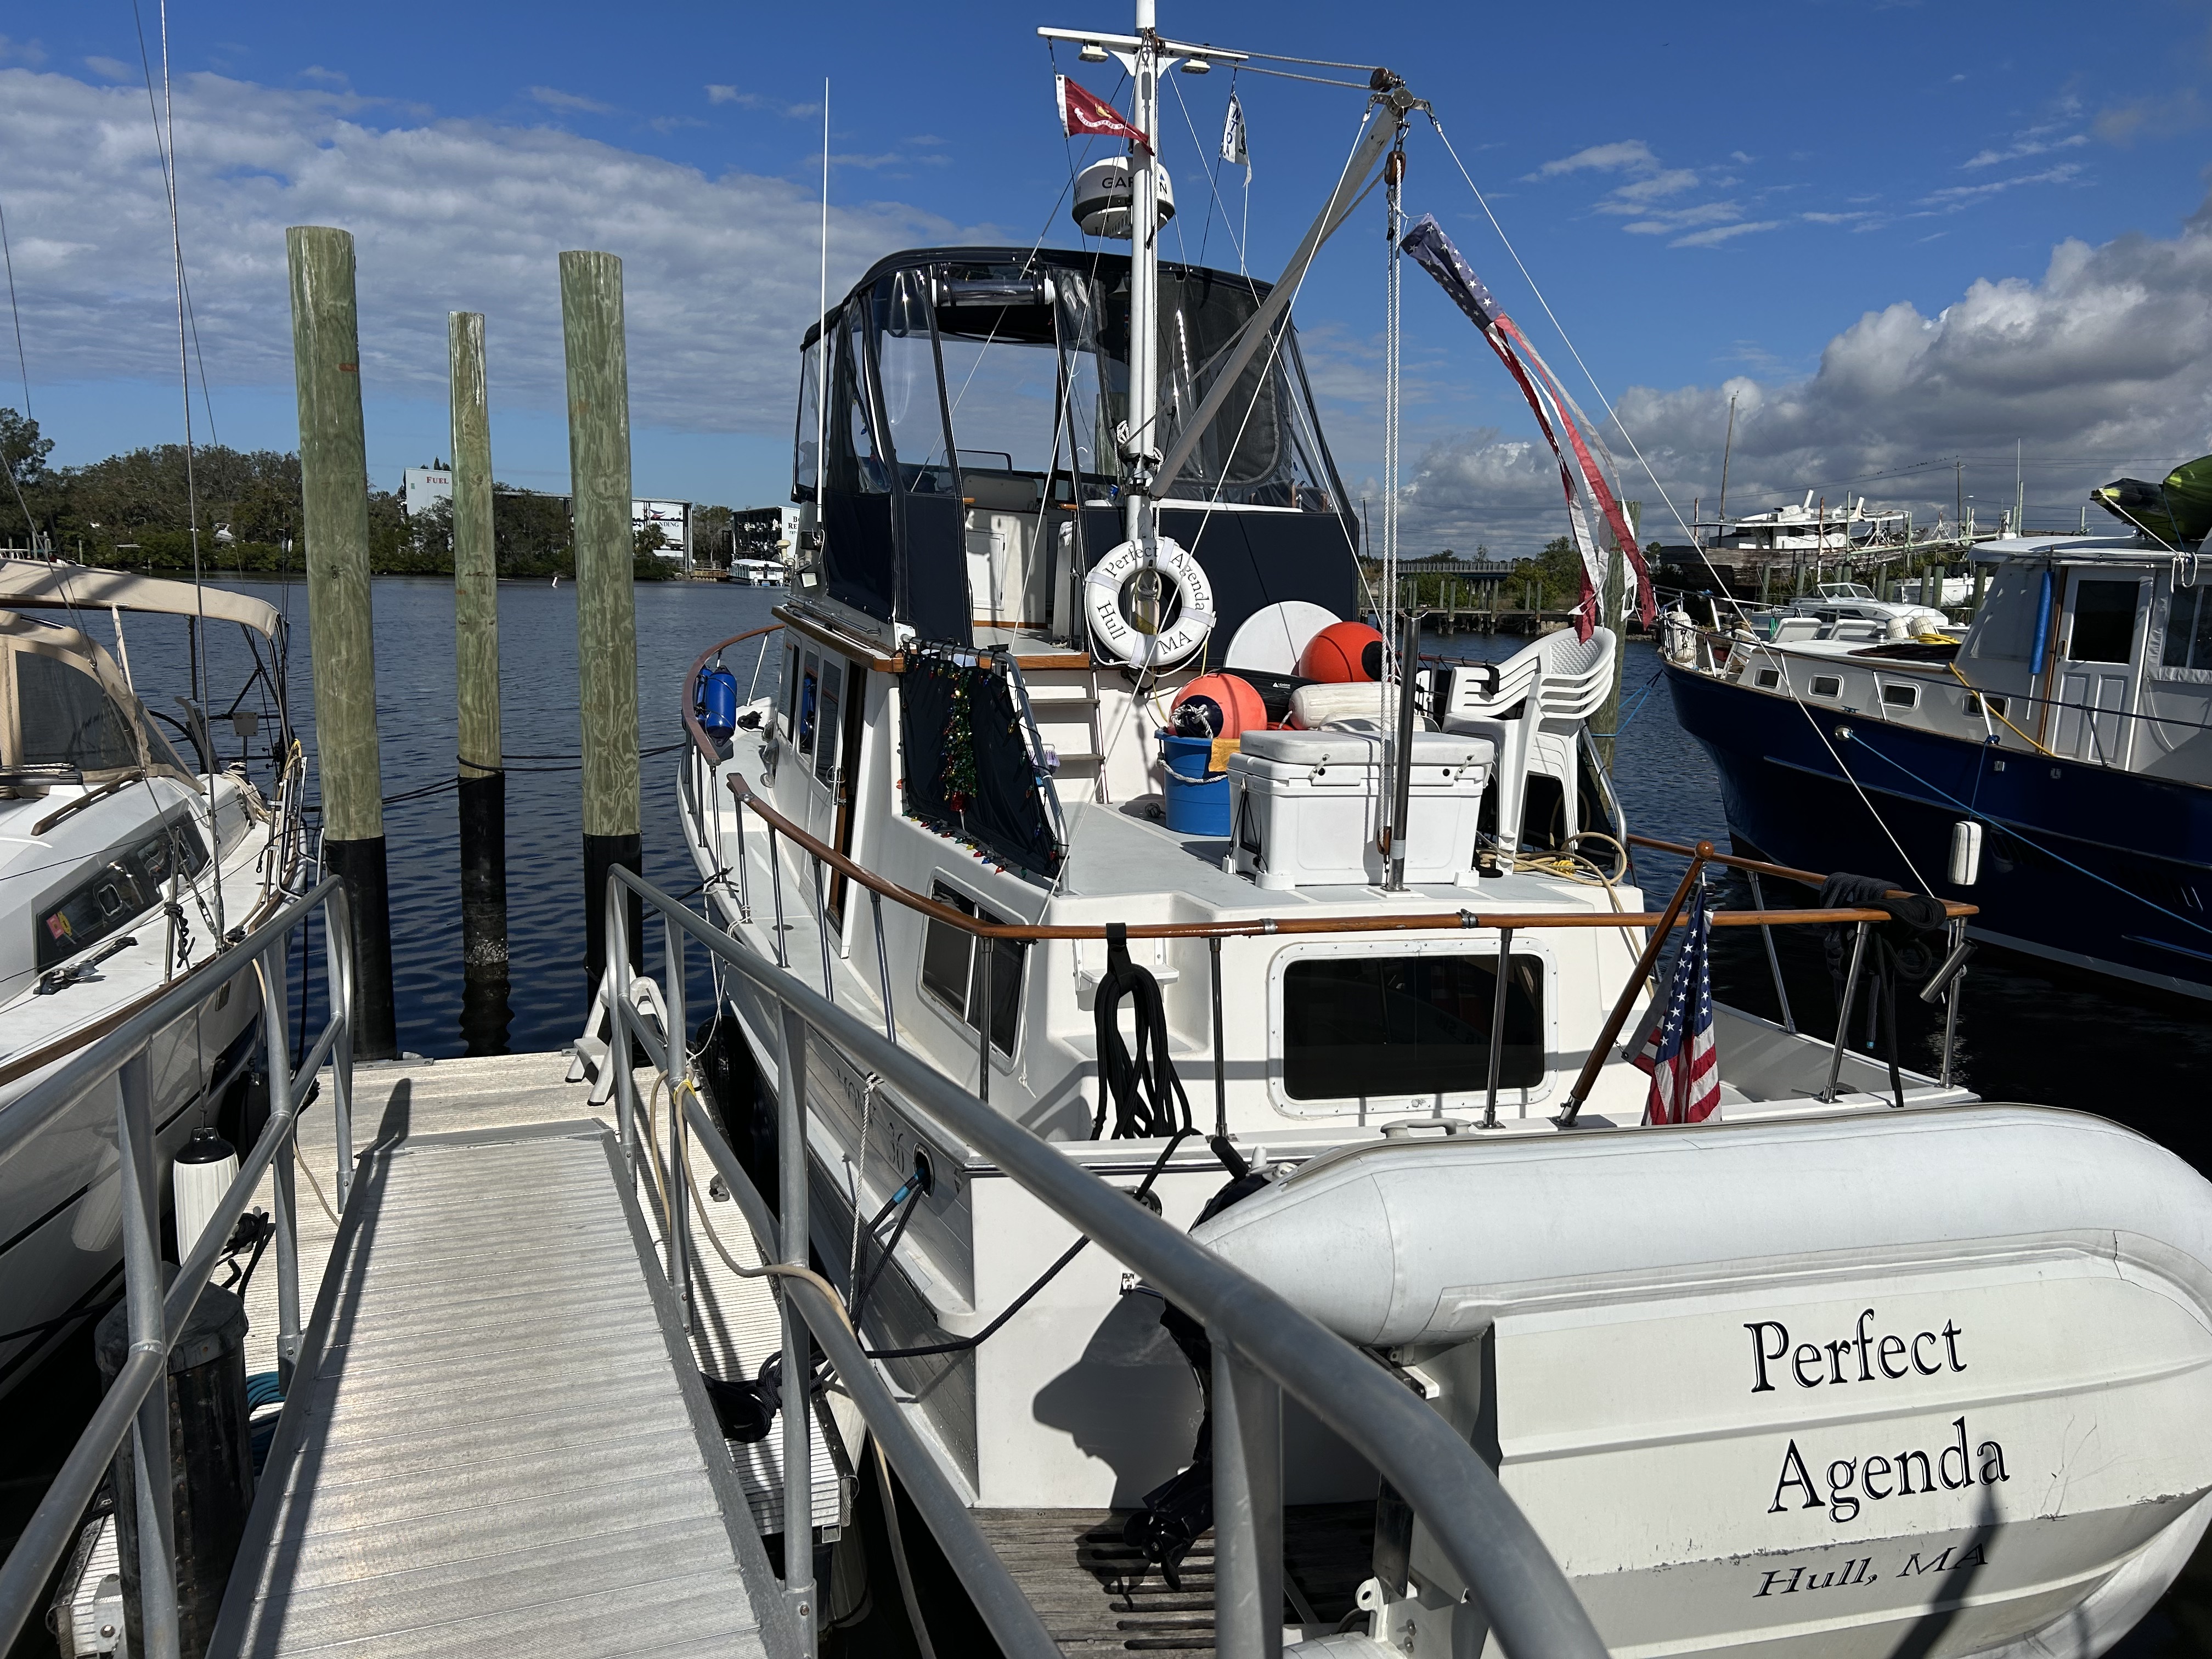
[
  {"left": 599, "top": 863, "right": 1612, "bottom": 1659},
  {"left": 0, "top": 875, "right": 356, "bottom": 1659}
]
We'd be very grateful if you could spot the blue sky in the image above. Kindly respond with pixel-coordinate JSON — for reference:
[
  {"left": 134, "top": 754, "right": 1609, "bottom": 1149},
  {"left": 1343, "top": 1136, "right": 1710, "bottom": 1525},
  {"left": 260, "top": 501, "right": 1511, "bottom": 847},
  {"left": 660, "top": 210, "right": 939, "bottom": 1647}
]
[{"left": 2, "top": 0, "right": 2209, "bottom": 550}]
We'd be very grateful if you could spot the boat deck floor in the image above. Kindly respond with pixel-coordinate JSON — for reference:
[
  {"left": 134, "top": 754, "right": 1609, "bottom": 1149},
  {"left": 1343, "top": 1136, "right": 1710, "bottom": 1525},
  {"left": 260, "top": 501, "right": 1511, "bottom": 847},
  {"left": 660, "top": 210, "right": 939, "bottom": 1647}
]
[
  {"left": 972, "top": 1502, "right": 1375, "bottom": 1654},
  {"left": 216, "top": 1058, "right": 797, "bottom": 1658}
]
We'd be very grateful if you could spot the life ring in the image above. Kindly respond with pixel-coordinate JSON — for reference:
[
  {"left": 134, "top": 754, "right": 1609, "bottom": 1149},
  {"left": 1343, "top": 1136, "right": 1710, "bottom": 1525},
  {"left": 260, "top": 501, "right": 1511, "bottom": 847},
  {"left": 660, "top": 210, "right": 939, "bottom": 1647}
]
[{"left": 1085, "top": 537, "right": 1215, "bottom": 670}]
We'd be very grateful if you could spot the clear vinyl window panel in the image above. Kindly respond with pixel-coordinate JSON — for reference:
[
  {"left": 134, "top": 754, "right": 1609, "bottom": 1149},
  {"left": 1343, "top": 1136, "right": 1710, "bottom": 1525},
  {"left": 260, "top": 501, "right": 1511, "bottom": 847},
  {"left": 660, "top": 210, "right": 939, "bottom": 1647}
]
[
  {"left": 1282, "top": 954, "right": 1543, "bottom": 1103},
  {"left": 2164, "top": 584, "right": 2212, "bottom": 672},
  {"left": 15, "top": 650, "right": 143, "bottom": 772},
  {"left": 919, "top": 881, "right": 1024, "bottom": 1057}
]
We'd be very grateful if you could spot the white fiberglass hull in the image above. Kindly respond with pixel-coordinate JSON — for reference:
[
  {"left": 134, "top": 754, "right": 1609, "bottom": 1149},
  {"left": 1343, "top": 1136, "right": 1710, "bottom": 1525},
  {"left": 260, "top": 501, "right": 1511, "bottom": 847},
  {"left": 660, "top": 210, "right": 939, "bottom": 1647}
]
[{"left": 1201, "top": 1105, "right": 2212, "bottom": 1658}]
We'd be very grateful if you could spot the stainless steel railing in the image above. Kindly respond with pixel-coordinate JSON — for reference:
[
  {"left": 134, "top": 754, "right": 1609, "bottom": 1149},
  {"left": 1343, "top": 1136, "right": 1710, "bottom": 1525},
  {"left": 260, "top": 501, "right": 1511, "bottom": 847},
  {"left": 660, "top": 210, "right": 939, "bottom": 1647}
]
[
  {"left": 0, "top": 876, "right": 354, "bottom": 1659},
  {"left": 602, "top": 865, "right": 1606, "bottom": 1659}
]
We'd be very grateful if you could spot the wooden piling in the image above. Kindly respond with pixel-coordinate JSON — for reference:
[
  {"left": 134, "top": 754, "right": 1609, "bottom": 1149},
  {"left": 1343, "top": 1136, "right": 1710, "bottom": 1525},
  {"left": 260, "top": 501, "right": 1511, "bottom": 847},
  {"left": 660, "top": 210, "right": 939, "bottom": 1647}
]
[
  {"left": 560, "top": 251, "right": 642, "bottom": 994},
  {"left": 286, "top": 225, "right": 397, "bottom": 1060},
  {"left": 450, "top": 311, "right": 510, "bottom": 1052}
]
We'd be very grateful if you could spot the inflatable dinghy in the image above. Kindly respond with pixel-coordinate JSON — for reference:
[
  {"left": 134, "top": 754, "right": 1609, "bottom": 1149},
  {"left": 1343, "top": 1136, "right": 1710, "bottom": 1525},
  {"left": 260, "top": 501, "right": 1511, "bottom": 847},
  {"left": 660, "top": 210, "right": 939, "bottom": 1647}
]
[{"left": 1199, "top": 1104, "right": 2212, "bottom": 1658}]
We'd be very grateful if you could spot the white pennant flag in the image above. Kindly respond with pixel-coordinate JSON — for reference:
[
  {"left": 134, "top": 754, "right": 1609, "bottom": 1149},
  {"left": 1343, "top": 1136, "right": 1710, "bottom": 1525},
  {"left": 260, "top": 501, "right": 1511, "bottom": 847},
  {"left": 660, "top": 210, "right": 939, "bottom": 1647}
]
[{"left": 1220, "top": 91, "right": 1248, "bottom": 170}]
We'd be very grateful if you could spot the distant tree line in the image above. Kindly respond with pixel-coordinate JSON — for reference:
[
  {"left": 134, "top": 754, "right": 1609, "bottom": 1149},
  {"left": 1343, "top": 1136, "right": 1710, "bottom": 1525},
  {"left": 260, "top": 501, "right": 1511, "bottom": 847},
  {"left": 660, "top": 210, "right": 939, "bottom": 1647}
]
[{"left": 0, "top": 408, "right": 709, "bottom": 581}]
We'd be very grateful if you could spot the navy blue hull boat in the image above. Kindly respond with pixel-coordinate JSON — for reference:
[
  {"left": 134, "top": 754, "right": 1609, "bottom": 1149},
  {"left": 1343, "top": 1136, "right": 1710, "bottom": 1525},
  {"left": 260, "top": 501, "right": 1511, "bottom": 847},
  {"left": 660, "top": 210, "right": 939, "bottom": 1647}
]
[{"left": 1662, "top": 529, "right": 2212, "bottom": 1000}]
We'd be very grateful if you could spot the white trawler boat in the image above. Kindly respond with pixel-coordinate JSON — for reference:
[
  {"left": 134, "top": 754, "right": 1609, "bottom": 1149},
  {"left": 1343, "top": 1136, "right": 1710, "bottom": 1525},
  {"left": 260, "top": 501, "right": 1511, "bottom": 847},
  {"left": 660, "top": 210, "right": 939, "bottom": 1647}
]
[
  {"left": 663, "top": 10, "right": 2212, "bottom": 1652},
  {"left": 0, "top": 561, "right": 307, "bottom": 1393}
]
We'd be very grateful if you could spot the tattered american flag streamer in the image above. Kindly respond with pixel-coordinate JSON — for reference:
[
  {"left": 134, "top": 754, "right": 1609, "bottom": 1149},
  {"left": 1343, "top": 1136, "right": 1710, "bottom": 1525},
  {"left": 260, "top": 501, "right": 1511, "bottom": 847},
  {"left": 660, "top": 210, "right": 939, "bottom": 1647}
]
[
  {"left": 1057, "top": 76, "right": 1147, "bottom": 146},
  {"left": 1221, "top": 92, "right": 1248, "bottom": 169},
  {"left": 1633, "top": 887, "right": 1722, "bottom": 1125},
  {"left": 1398, "top": 213, "right": 1657, "bottom": 641}
]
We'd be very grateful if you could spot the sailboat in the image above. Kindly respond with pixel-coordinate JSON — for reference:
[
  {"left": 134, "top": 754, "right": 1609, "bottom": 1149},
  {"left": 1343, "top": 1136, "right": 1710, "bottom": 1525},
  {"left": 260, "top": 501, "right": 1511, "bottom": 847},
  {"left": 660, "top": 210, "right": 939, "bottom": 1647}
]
[
  {"left": 0, "top": 561, "right": 308, "bottom": 1393},
  {"left": 656, "top": 7, "right": 2212, "bottom": 1651}
]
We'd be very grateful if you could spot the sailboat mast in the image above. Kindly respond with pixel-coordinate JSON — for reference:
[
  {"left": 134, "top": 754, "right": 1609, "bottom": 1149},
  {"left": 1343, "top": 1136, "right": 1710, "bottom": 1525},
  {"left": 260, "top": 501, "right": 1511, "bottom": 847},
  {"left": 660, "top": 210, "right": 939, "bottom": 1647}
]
[{"left": 1125, "top": 0, "right": 1161, "bottom": 562}]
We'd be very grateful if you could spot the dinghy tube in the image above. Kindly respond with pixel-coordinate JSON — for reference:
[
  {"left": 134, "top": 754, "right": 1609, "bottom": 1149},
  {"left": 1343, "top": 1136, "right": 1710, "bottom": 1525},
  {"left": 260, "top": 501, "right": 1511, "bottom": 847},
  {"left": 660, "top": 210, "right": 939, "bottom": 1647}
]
[{"left": 1201, "top": 1105, "right": 2212, "bottom": 1659}]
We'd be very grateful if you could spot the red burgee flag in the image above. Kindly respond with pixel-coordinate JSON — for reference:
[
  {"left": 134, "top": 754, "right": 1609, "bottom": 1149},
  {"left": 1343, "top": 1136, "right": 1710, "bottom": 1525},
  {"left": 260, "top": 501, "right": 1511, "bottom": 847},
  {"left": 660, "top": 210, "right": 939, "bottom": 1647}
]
[{"left": 1057, "top": 75, "right": 1147, "bottom": 147}]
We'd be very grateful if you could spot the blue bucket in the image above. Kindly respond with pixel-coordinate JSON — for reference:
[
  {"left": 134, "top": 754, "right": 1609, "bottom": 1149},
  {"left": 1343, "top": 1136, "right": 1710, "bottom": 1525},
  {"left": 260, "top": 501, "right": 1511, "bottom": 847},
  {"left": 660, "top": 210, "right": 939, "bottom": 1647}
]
[
  {"left": 1159, "top": 735, "right": 1231, "bottom": 836},
  {"left": 1161, "top": 771, "right": 1231, "bottom": 836},
  {"left": 1159, "top": 733, "right": 1214, "bottom": 779}
]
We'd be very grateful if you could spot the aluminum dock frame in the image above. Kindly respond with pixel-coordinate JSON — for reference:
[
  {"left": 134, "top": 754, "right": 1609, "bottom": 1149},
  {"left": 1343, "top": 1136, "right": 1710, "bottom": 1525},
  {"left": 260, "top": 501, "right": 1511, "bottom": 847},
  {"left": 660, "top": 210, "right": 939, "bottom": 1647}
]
[{"left": 212, "top": 1054, "right": 801, "bottom": 1658}]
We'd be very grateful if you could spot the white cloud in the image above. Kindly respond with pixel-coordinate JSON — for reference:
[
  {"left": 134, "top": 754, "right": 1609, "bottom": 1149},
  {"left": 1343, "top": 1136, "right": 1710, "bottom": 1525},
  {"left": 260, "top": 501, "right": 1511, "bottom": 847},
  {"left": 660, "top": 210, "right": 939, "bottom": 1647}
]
[
  {"left": 1527, "top": 139, "right": 1657, "bottom": 179},
  {"left": 1920, "top": 162, "right": 2083, "bottom": 208},
  {"left": 1398, "top": 198, "right": 2212, "bottom": 548},
  {"left": 705, "top": 84, "right": 744, "bottom": 105},
  {"left": 1962, "top": 132, "right": 2086, "bottom": 169},
  {"left": 0, "top": 35, "right": 47, "bottom": 66},
  {"left": 0, "top": 65, "right": 979, "bottom": 441},
  {"left": 1671, "top": 219, "right": 1784, "bottom": 249},
  {"left": 83, "top": 54, "right": 132, "bottom": 81},
  {"left": 528, "top": 85, "right": 613, "bottom": 115}
]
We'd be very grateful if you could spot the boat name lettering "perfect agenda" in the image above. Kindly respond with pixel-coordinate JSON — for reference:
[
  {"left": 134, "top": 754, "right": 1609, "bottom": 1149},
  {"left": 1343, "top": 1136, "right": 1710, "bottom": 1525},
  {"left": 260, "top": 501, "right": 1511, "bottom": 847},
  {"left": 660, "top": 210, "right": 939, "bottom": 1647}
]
[{"left": 1746, "top": 1309, "right": 1963, "bottom": 1392}]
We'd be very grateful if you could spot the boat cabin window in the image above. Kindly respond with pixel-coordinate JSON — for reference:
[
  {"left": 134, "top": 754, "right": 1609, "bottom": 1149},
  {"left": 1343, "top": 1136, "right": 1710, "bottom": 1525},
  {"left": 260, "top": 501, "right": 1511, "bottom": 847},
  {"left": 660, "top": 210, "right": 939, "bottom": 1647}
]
[
  {"left": 781, "top": 642, "right": 802, "bottom": 738},
  {"left": 1881, "top": 683, "right": 1919, "bottom": 708},
  {"left": 2162, "top": 584, "right": 2212, "bottom": 672},
  {"left": 1281, "top": 953, "right": 1544, "bottom": 1103},
  {"left": 1755, "top": 668, "right": 1781, "bottom": 689},
  {"left": 2069, "top": 579, "right": 2140, "bottom": 663},
  {"left": 1809, "top": 675, "right": 1842, "bottom": 699},
  {"left": 814, "top": 658, "right": 845, "bottom": 787},
  {"left": 1963, "top": 691, "right": 2008, "bottom": 718},
  {"left": 13, "top": 648, "right": 145, "bottom": 774},
  {"left": 796, "top": 651, "right": 820, "bottom": 758},
  {"left": 37, "top": 817, "right": 209, "bottom": 970},
  {"left": 920, "top": 881, "right": 1024, "bottom": 1057}
]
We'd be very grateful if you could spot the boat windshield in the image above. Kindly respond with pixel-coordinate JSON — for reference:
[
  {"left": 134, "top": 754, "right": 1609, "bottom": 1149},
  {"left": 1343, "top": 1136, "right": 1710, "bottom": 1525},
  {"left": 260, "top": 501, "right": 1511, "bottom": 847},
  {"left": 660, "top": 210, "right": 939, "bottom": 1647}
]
[{"left": 796, "top": 253, "right": 1345, "bottom": 513}]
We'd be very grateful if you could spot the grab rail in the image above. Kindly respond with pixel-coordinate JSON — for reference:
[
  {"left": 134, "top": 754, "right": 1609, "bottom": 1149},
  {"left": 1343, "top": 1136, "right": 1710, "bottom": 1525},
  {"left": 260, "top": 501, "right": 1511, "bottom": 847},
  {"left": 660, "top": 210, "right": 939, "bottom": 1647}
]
[
  {"left": 601, "top": 864, "right": 1610, "bottom": 1659},
  {"left": 679, "top": 628, "right": 1974, "bottom": 947},
  {"left": 0, "top": 875, "right": 354, "bottom": 1659}
]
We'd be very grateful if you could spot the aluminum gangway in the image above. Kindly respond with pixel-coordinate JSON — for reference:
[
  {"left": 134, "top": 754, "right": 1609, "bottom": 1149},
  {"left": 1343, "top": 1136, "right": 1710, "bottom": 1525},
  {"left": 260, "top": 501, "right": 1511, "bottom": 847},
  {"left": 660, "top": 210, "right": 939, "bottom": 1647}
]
[
  {"left": 211, "top": 1107, "right": 794, "bottom": 1658},
  {"left": 0, "top": 880, "right": 800, "bottom": 1659}
]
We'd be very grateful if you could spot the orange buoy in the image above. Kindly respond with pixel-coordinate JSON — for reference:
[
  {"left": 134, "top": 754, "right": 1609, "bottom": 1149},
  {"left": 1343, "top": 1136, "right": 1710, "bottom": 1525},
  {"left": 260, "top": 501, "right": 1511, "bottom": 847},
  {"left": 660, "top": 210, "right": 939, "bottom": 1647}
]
[
  {"left": 1171, "top": 673, "right": 1268, "bottom": 739},
  {"left": 1297, "top": 620, "right": 1385, "bottom": 684}
]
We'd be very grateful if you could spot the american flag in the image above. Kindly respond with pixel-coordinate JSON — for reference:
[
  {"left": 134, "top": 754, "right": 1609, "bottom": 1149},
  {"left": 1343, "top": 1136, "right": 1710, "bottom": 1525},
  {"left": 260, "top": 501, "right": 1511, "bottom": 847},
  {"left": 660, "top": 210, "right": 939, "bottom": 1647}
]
[{"left": 1633, "top": 887, "right": 1721, "bottom": 1125}]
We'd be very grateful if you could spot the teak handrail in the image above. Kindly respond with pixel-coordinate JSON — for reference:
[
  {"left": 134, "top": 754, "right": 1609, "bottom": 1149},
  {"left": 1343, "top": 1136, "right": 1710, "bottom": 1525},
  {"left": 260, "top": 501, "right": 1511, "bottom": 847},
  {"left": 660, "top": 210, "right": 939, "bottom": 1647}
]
[{"left": 681, "top": 628, "right": 1976, "bottom": 951}]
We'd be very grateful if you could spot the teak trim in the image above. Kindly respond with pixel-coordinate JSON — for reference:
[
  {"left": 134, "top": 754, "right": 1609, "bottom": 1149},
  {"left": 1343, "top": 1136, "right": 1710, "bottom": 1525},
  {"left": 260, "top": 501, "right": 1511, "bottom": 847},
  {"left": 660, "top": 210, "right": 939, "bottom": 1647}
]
[{"left": 684, "top": 628, "right": 1974, "bottom": 949}]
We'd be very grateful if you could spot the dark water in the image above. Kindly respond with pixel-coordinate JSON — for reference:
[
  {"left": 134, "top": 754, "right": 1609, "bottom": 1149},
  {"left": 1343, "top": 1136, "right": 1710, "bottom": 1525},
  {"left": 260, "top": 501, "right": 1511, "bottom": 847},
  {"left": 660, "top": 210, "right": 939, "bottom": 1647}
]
[
  {"left": 81, "top": 573, "right": 787, "bottom": 1056},
  {"left": 7, "top": 598, "right": 2210, "bottom": 1652}
]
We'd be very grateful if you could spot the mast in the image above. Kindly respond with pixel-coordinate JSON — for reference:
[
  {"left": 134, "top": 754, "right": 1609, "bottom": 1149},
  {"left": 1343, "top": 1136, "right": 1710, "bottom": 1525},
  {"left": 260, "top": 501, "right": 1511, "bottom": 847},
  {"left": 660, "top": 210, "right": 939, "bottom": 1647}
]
[{"left": 1125, "top": 0, "right": 1162, "bottom": 585}]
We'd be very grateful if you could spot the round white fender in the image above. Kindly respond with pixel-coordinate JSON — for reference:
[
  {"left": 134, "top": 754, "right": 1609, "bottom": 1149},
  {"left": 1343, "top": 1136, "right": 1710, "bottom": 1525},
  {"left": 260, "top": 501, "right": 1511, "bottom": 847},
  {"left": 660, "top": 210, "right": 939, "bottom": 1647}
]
[{"left": 1085, "top": 537, "right": 1215, "bottom": 670}]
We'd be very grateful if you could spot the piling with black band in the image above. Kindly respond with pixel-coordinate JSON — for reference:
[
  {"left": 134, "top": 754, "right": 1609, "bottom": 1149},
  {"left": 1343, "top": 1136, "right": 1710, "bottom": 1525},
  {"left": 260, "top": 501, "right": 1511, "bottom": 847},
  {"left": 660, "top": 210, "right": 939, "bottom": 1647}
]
[
  {"left": 287, "top": 224, "right": 397, "bottom": 1059},
  {"left": 450, "top": 310, "right": 510, "bottom": 1052},
  {"left": 561, "top": 250, "right": 643, "bottom": 992}
]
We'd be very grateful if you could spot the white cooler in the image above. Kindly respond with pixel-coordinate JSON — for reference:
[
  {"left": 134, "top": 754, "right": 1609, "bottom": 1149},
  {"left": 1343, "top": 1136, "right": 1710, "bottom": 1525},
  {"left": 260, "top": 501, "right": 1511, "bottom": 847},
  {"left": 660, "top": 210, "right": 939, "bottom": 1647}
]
[{"left": 1227, "top": 728, "right": 1494, "bottom": 889}]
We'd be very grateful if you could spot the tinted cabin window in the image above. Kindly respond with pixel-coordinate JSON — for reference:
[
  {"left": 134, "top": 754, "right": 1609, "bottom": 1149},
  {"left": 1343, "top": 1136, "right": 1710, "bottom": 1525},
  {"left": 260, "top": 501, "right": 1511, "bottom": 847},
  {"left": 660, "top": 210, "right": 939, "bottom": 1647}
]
[
  {"left": 16, "top": 652, "right": 141, "bottom": 772},
  {"left": 1284, "top": 954, "right": 1543, "bottom": 1102},
  {"left": 797, "top": 652, "right": 820, "bottom": 757},
  {"left": 38, "top": 819, "right": 208, "bottom": 968},
  {"left": 2070, "top": 580, "right": 2140, "bottom": 664},
  {"left": 920, "top": 882, "right": 1024, "bottom": 1057},
  {"left": 815, "top": 659, "right": 844, "bottom": 786}
]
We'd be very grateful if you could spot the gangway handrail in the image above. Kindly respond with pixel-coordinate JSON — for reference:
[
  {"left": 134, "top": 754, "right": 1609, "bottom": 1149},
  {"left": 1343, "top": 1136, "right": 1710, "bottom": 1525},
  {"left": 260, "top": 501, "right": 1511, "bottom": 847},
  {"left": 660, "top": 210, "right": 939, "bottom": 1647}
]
[
  {"left": 0, "top": 876, "right": 355, "bottom": 1659},
  {"left": 603, "top": 864, "right": 1610, "bottom": 1659}
]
